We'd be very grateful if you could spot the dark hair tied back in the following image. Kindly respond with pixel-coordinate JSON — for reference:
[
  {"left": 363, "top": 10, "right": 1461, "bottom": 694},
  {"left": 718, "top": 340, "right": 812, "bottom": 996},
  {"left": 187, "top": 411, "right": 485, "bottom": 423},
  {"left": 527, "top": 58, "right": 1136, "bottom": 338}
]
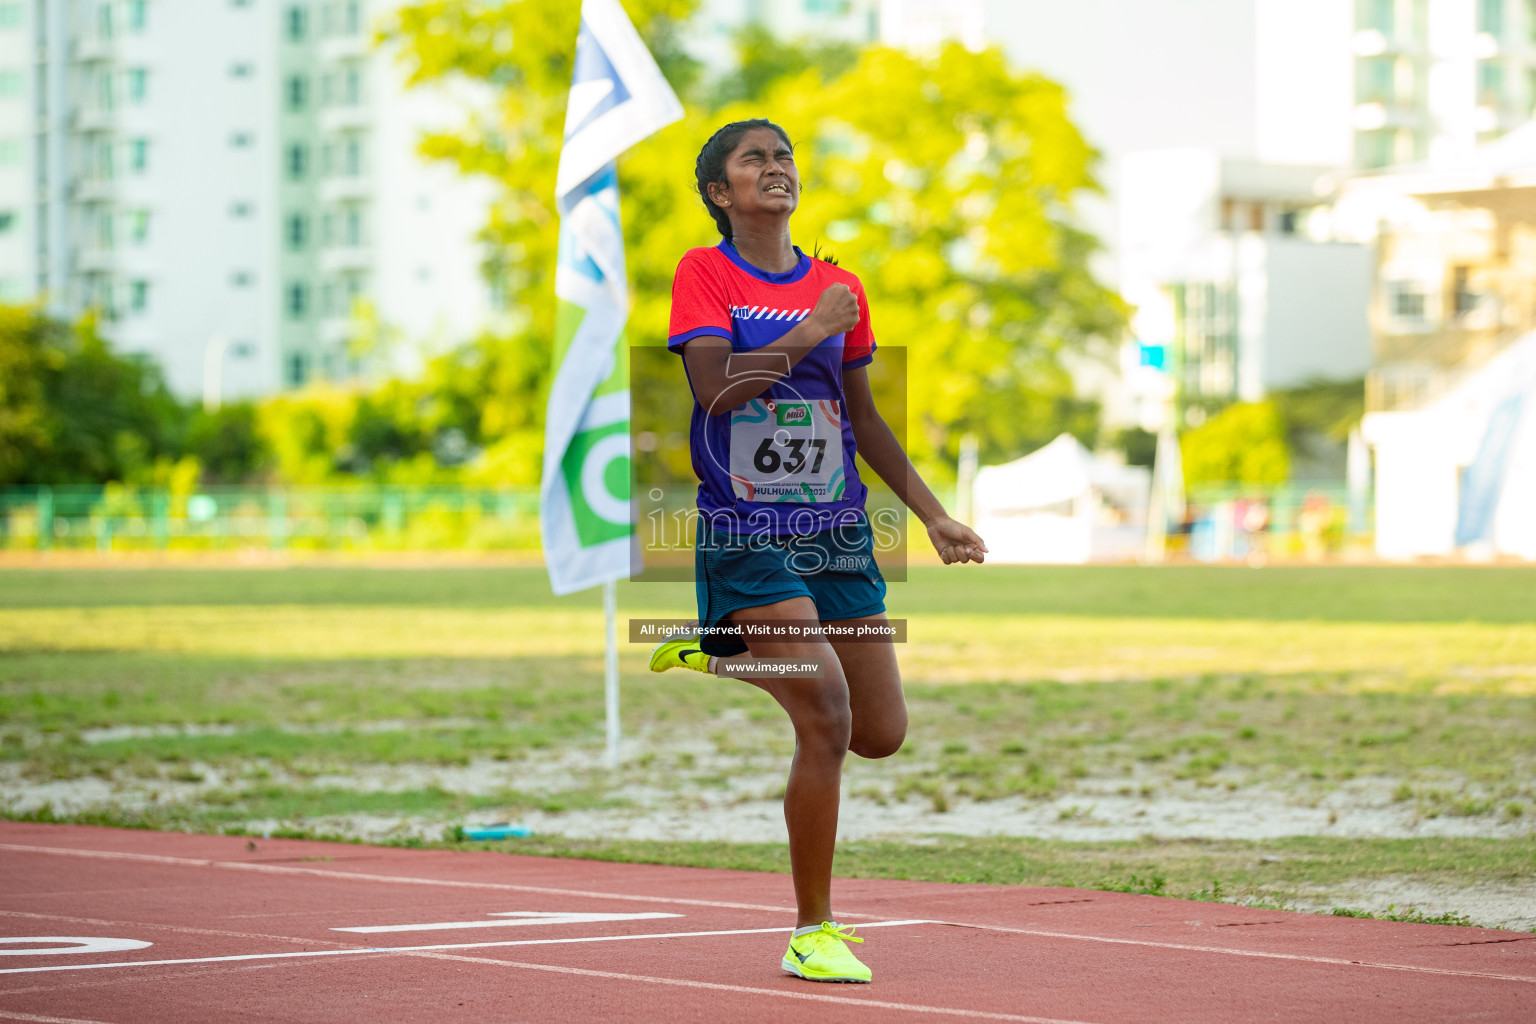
[{"left": 694, "top": 118, "right": 793, "bottom": 240}]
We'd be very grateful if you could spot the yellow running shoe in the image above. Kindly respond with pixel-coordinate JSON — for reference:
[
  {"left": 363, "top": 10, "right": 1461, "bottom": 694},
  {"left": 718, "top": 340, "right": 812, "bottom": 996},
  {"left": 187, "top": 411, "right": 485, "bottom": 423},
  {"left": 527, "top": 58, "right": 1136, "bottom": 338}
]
[
  {"left": 648, "top": 624, "right": 711, "bottom": 674},
  {"left": 781, "top": 921, "right": 871, "bottom": 983}
]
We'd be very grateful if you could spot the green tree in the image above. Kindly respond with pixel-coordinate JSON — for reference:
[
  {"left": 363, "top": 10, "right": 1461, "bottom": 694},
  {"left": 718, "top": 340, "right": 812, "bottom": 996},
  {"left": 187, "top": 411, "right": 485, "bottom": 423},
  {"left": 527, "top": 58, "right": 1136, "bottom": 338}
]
[
  {"left": 384, "top": 2, "right": 1123, "bottom": 485},
  {"left": 185, "top": 403, "right": 270, "bottom": 484},
  {"left": 1180, "top": 401, "right": 1291, "bottom": 487},
  {"left": 0, "top": 306, "right": 184, "bottom": 485}
]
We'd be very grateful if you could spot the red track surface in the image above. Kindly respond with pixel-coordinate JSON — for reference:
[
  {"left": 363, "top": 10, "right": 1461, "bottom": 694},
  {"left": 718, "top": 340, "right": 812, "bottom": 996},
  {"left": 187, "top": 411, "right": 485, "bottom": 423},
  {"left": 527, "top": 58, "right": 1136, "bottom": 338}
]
[{"left": 0, "top": 823, "right": 1532, "bottom": 1023}]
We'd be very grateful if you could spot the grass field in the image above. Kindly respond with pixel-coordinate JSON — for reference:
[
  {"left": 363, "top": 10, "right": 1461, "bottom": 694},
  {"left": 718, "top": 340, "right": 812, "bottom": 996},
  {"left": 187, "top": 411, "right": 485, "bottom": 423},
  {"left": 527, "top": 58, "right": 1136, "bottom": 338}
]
[{"left": 2, "top": 565, "right": 1534, "bottom": 929}]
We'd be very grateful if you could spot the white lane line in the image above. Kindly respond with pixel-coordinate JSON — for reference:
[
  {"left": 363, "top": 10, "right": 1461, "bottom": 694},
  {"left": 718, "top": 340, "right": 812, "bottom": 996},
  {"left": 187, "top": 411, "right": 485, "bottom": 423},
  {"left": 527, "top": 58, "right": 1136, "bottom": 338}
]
[
  {"left": 0, "top": 920, "right": 934, "bottom": 977},
  {"left": 0, "top": 910, "right": 356, "bottom": 949},
  {"left": 403, "top": 950, "right": 1099, "bottom": 1024},
  {"left": 0, "top": 843, "right": 832, "bottom": 917},
  {"left": 8, "top": 842, "right": 1529, "bottom": 986},
  {"left": 0, "top": 1013, "right": 123, "bottom": 1024},
  {"left": 333, "top": 911, "right": 681, "bottom": 934},
  {"left": 941, "top": 921, "right": 1536, "bottom": 985}
]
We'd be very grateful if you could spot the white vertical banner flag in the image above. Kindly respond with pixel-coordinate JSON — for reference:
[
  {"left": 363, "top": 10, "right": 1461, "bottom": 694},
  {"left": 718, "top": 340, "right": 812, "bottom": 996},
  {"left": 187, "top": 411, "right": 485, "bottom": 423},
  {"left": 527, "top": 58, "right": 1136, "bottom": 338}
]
[{"left": 542, "top": 0, "right": 682, "bottom": 596}]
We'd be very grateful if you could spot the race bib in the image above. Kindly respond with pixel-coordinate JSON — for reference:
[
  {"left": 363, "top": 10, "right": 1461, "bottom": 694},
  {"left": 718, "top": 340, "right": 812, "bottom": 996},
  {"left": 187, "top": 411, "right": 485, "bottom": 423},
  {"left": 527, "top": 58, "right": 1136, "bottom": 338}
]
[{"left": 729, "top": 397, "right": 846, "bottom": 503}]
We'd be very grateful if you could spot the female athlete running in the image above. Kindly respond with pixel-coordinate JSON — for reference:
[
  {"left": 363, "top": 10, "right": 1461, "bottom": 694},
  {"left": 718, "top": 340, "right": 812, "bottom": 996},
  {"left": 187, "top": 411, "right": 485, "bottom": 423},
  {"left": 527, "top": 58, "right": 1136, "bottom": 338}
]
[{"left": 649, "top": 119, "right": 987, "bottom": 984}]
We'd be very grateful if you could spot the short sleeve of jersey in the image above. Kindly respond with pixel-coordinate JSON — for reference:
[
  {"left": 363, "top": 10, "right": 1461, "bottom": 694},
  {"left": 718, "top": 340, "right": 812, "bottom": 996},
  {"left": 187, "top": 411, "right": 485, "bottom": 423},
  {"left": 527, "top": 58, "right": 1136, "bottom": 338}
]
[
  {"left": 668, "top": 253, "right": 733, "bottom": 352},
  {"left": 842, "top": 279, "right": 877, "bottom": 369}
]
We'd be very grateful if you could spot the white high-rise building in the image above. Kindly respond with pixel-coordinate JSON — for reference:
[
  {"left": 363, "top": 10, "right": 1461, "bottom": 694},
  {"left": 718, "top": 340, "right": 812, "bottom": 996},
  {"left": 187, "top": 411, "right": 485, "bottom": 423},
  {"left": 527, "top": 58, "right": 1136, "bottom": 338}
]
[
  {"left": 0, "top": 0, "right": 497, "bottom": 401},
  {"left": 686, "top": 0, "right": 984, "bottom": 71},
  {"left": 978, "top": 0, "right": 1536, "bottom": 428}
]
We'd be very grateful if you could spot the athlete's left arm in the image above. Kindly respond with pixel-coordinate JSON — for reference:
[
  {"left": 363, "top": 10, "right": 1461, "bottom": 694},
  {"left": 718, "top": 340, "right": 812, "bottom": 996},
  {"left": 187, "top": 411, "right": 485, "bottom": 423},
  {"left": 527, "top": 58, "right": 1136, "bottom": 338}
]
[{"left": 844, "top": 365, "right": 988, "bottom": 565}]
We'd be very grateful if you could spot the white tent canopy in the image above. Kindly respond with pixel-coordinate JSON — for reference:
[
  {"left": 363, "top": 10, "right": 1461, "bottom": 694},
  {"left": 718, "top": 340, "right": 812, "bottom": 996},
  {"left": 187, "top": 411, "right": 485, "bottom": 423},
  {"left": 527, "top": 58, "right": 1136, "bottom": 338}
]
[
  {"left": 1363, "top": 330, "right": 1536, "bottom": 560},
  {"left": 972, "top": 434, "right": 1151, "bottom": 564}
]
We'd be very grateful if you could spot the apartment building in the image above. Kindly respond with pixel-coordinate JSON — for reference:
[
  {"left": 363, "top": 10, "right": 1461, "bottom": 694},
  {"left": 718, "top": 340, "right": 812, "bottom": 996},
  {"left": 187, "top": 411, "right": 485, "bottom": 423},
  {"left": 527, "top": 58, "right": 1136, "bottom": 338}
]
[{"left": 0, "top": 0, "right": 496, "bottom": 401}]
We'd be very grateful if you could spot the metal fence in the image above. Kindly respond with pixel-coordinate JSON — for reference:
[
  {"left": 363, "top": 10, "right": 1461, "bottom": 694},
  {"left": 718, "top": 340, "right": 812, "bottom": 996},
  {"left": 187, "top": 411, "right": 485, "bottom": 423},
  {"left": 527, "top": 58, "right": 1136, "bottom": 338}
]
[
  {"left": 0, "top": 486, "right": 543, "bottom": 553},
  {"left": 0, "top": 483, "right": 1369, "bottom": 561}
]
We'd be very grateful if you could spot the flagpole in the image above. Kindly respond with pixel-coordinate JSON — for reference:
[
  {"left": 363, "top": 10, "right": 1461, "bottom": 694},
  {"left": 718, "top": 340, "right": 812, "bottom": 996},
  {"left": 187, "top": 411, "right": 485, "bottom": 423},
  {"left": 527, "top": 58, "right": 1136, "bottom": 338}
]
[{"left": 603, "top": 578, "right": 620, "bottom": 768}]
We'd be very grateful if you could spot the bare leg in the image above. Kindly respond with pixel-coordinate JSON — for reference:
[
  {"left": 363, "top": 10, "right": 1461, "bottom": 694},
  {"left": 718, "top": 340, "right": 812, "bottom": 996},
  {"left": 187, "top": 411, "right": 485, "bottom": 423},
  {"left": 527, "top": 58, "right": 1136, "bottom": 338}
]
[
  {"left": 727, "top": 596, "right": 848, "bottom": 928},
  {"left": 825, "top": 612, "right": 906, "bottom": 760}
]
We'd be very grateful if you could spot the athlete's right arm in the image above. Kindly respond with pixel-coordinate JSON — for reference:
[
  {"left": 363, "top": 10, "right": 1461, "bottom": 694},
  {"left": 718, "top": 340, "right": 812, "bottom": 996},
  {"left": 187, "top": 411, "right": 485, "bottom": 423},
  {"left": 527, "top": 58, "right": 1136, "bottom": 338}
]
[{"left": 681, "top": 284, "right": 859, "bottom": 417}]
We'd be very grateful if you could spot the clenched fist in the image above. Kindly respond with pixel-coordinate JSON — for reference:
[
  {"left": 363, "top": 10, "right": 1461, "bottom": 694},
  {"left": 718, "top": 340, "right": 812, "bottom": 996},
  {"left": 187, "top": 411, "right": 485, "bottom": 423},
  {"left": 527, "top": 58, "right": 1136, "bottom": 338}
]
[{"left": 808, "top": 283, "right": 860, "bottom": 337}]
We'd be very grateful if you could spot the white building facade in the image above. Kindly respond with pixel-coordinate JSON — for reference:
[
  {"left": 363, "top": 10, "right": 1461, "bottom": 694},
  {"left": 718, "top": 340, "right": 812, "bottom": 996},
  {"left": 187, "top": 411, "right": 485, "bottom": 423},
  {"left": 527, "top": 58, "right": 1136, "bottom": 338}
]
[
  {"left": 0, "top": 0, "right": 497, "bottom": 401},
  {"left": 981, "top": 0, "right": 1536, "bottom": 429}
]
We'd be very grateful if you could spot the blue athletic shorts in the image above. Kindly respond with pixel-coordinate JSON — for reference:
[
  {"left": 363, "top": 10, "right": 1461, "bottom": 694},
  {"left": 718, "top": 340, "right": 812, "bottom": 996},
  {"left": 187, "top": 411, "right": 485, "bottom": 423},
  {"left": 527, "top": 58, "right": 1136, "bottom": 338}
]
[{"left": 694, "top": 514, "right": 888, "bottom": 657}]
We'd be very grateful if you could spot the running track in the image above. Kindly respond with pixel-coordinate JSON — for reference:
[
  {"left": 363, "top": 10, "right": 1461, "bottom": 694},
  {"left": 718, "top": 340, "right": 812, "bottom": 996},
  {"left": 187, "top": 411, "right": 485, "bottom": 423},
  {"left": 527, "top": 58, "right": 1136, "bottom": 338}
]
[{"left": 0, "top": 823, "right": 1531, "bottom": 1023}]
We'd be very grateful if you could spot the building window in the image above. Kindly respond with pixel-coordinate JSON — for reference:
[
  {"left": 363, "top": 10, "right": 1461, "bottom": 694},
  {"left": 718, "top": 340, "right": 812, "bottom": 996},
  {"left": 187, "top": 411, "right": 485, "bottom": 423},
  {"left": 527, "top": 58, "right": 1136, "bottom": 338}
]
[
  {"left": 1479, "top": 0, "right": 1505, "bottom": 38},
  {"left": 127, "top": 0, "right": 148, "bottom": 32},
  {"left": 98, "top": 2, "right": 114, "bottom": 40},
  {"left": 345, "top": 1, "right": 361, "bottom": 35},
  {"left": 1356, "top": 56, "right": 1396, "bottom": 104},
  {"left": 1452, "top": 266, "right": 1481, "bottom": 318},
  {"left": 286, "top": 351, "right": 308, "bottom": 387},
  {"left": 129, "top": 280, "right": 149, "bottom": 312},
  {"left": 1356, "top": 0, "right": 1394, "bottom": 34},
  {"left": 1171, "top": 282, "right": 1240, "bottom": 402},
  {"left": 287, "top": 5, "right": 308, "bottom": 41},
  {"left": 126, "top": 68, "right": 148, "bottom": 103},
  {"left": 128, "top": 138, "right": 149, "bottom": 173},
  {"left": 286, "top": 143, "right": 307, "bottom": 179},
  {"left": 286, "top": 281, "right": 308, "bottom": 317},
  {"left": 0, "top": 210, "right": 14, "bottom": 233},
  {"left": 1354, "top": 128, "right": 1397, "bottom": 168},
  {"left": 1478, "top": 60, "right": 1506, "bottom": 105},
  {"left": 0, "top": 4, "right": 22, "bottom": 30},
  {"left": 285, "top": 75, "right": 307, "bottom": 110},
  {"left": 1388, "top": 280, "right": 1428, "bottom": 323},
  {"left": 344, "top": 67, "right": 361, "bottom": 105},
  {"left": 128, "top": 209, "right": 149, "bottom": 244},
  {"left": 344, "top": 206, "right": 363, "bottom": 245},
  {"left": 286, "top": 212, "right": 308, "bottom": 249},
  {"left": 344, "top": 136, "right": 362, "bottom": 175}
]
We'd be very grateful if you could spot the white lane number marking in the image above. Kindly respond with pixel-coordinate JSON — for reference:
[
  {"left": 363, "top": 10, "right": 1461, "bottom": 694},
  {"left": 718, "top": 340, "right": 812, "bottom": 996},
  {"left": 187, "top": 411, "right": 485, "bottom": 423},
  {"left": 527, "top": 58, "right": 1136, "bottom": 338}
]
[
  {"left": 0, "top": 937, "right": 153, "bottom": 956},
  {"left": 332, "top": 911, "right": 682, "bottom": 935}
]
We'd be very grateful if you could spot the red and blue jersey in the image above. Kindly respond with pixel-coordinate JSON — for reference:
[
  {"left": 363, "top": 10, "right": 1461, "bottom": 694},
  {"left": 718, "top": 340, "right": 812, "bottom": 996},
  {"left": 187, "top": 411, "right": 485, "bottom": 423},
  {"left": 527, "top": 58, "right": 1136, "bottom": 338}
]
[{"left": 668, "top": 239, "right": 877, "bottom": 535}]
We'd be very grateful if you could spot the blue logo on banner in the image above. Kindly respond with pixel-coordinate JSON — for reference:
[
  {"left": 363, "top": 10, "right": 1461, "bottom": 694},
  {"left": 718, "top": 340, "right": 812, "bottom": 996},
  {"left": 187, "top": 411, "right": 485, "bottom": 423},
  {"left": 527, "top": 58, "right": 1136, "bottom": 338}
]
[
  {"left": 1454, "top": 392, "right": 1525, "bottom": 547},
  {"left": 567, "top": 19, "right": 631, "bottom": 139}
]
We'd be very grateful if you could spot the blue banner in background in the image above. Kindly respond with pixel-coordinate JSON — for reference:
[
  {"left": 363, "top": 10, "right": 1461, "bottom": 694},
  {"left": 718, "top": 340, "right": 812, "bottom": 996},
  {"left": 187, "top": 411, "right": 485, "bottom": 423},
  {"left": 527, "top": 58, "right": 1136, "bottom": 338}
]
[{"left": 1454, "top": 392, "right": 1525, "bottom": 547}]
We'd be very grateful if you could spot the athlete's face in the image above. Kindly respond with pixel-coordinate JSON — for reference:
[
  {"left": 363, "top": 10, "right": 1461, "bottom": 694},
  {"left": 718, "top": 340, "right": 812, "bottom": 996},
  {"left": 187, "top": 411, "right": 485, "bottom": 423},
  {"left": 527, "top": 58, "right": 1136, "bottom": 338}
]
[{"left": 710, "top": 128, "right": 799, "bottom": 221}]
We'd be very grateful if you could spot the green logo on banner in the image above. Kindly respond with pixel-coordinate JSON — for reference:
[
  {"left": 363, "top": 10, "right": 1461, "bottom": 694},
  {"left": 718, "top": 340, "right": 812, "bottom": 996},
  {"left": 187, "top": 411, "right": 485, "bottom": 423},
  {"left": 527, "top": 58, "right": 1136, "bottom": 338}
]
[
  {"left": 561, "top": 420, "right": 632, "bottom": 547},
  {"left": 776, "top": 403, "right": 811, "bottom": 426}
]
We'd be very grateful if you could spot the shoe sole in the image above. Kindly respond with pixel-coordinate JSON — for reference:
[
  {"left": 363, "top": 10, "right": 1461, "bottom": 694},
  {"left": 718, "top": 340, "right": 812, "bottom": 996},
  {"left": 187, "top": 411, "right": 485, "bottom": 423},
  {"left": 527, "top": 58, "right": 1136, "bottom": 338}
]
[{"left": 781, "top": 957, "right": 870, "bottom": 983}]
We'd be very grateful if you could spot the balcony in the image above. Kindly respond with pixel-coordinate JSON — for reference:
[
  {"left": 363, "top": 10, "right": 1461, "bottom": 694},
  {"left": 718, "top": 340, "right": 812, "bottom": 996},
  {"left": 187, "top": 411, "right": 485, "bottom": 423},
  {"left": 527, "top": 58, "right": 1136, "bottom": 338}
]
[
  {"left": 319, "top": 244, "right": 371, "bottom": 273},
  {"left": 71, "top": 178, "right": 115, "bottom": 203},
  {"left": 72, "top": 35, "right": 116, "bottom": 63},
  {"left": 72, "top": 107, "right": 117, "bottom": 134},
  {"left": 319, "top": 103, "right": 371, "bottom": 134},
  {"left": 319, "top": 34, "right": 369, "bottom": 63},
  {"left": 320, "top": 315, "right": 356, "bottom": 345},
  {"left": 73, "top": 246, "right": 115, "bottom": 273},
  {"left": 319, "top": 174, "right": 370, "bottom": 203}
]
